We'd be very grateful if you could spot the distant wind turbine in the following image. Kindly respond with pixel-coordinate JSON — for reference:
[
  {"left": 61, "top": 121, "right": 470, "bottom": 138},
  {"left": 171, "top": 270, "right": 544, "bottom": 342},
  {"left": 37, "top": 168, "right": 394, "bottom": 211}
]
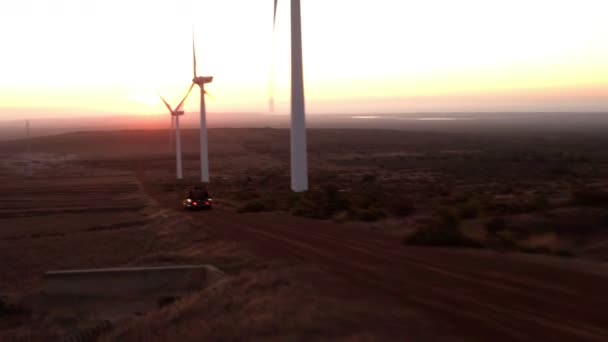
[
  {"left": 273, "top": 0, "right": 308, "bottom": 192},
  {"left": 168, "top": 115, "right": 174, "bottom": 154},
  {"left": 191, "top": 32, "right": 214, "bottom": 183},
  {"left": 159, "top": 85, "right": 195, "bottom": 179},
  {"left": 25, "top": 119, "right": 32, "bottom": 177}
]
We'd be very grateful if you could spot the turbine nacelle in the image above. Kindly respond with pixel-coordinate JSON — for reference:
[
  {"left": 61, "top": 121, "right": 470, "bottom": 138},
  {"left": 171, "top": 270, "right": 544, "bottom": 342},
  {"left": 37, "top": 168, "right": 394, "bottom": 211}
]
[
  {"left": 159, "top": 83, "right": 195, "bottom": 116},
  {"left": 193, "top": 76, "right": 213, "bottom": 85}
]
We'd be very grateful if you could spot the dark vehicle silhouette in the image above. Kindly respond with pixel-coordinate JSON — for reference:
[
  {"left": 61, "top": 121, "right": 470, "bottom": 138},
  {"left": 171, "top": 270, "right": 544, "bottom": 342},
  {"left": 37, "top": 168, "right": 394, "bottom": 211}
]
[{"left": 183, "top": 187, "right": 213, "bottom": 210}]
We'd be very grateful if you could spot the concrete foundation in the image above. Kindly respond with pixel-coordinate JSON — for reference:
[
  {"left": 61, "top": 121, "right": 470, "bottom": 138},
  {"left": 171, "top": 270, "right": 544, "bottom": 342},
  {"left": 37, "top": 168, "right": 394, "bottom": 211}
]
[{"left": 44, "top": 265, "right": 224, "bottom": 297}]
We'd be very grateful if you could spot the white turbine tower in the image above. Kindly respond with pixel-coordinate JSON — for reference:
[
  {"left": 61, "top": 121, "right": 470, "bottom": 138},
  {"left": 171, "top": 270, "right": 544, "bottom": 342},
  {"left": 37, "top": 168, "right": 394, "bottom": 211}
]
[
  {"left": 168, "top": 115, "right": 175, "bottom": 153},
  {"left": 159, "top": 85, "right": 194, "bottom": 180},
  {"left": 25, "top": 119, "right": 32, "bottom": 177},
  {"left": 273, "top": 0, "right": 308, "bottom": 192},
  {"left": 191, "top": 33, "right": 213, "bottom": 183}
]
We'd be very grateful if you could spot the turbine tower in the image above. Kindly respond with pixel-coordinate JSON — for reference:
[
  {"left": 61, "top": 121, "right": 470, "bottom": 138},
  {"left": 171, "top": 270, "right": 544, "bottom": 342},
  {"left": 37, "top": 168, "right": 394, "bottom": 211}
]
[
  {"left": 168, "top": 115, "right": 175, "bottom": 153},
  {"left": 191, "top": 33, "right": 213, "bottom": 183},
  {"left": 159, "top": 84, "right": 194, "bottom": 180},
  {"left": 25, "top": 119, "right": 32, "bottom": 177},
  {"left": 274, "top": 0, "right": 308, "bottom": 192}
]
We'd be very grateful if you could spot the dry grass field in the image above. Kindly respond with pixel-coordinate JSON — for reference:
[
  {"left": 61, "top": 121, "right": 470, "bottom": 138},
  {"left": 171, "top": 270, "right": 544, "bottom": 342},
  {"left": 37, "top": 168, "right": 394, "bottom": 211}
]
[{"left": 1, "top": 127, "right": 608, "bottom": 341}]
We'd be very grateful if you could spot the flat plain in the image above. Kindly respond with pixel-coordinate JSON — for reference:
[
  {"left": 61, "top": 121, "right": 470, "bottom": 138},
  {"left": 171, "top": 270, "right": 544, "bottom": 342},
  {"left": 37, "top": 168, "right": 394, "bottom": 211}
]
[{"left": 1, "top": 127, "right": 608, "bottom": 341}]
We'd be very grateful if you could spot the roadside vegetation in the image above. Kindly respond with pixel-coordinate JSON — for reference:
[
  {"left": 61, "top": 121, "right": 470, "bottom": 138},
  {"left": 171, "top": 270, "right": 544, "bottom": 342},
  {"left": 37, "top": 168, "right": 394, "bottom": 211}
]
[{"left": 131, "top": 128, "right": 608, "bottom": 258}]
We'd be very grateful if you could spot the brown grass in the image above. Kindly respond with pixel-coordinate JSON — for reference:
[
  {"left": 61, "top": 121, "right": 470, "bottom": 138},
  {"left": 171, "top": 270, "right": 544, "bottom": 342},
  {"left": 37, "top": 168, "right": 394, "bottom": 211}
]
[{"left": 102, "top": 266, "right": 420, "bottom": 342}]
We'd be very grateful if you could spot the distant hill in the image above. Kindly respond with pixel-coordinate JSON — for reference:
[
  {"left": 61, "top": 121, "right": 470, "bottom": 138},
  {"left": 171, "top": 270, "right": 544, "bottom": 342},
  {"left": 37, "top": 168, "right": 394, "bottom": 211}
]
[{"left": 1, "top": 112, "right": 607, "bottom": 142}]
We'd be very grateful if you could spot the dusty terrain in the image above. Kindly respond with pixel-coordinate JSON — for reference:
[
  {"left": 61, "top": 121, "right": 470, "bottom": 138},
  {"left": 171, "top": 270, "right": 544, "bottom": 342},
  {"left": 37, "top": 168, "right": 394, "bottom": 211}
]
[{"left": 1, "top": 127, "right": 608, "bottom": 341}]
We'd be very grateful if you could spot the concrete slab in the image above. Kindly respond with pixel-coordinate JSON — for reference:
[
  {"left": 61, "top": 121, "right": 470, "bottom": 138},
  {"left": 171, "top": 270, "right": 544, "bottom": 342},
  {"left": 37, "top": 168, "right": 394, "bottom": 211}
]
[{"left": 44, "top": 265, "right": 224, "bottom": 297}]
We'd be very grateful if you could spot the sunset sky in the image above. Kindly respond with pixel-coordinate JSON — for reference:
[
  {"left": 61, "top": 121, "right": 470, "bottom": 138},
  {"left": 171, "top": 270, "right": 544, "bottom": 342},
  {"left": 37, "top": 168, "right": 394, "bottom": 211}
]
[{"left": 0, "top": 0, "right": 607, "bottom": 120}]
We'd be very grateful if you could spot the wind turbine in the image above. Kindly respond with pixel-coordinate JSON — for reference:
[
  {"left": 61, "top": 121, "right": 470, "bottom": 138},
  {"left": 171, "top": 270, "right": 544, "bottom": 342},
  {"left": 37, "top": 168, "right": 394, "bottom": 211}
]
[
  {"left": 191, "top": 33, "right": 213, "bottom": 183},
  {"left": 168, "top": 115, "right": 174, "bottom": 153},
  {"left": 273, "top": 0, "right": 308, "bottom": 192},
  {"left": 159, "top": 84, "right": 195, "bottom": 180},
  {"left": 25, "top": 119, "right": 32, "bottom": 177}
]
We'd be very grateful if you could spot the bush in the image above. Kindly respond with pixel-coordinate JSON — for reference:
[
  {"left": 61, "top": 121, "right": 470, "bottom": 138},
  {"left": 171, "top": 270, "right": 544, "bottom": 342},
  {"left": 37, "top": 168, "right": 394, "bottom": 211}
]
[
  {"left": 355, "top": 207, "right": 386, "bottom": 222},
  {"left": 601, "top": 213, "right": 608, "bottom": 227},
  {"left": 437, "top": 207, "right": 460, "bottom": 228},
  {"left": 455, "top": 200, "right": 480, "bottom": 219},
  {"left": 318, "top": 184, "right": 351, "bottom": 215},
  {"left": 387, "top": 196, "right": 415, "bottom": 217},
  {"left": 288, "top": 193, "right": 319, "bottom": 218},
  {"left": 571, "top": 187, "right": 608, "bottom": 207},
  {"left": 332, "top": 211, "right": 350, "bottom": 222},
  {"left": 288, "top": 184, "right": 352, "bottom": 219},
  {"left": 493, "top": 229, "right": 517, "bottom": 249},
  {"left": 529, "top": 194, "right": 550, "bottom": 211},
  {"left": 404, "top": 204, "right": 482, "bottom": 248},
  {"left": 316, "top": 170, "right": 339, "bottom": 182},
  {"left": 0, "top": 296, "right": 24, "bottom": 316},
  {"left": 486, "top": 217, "right": 507, "bottom": 234},
  {"left": 360, "top": 174, "right": 377, "bottom": 183},
  {"left": 231, "top": 187, "right": 260, "bottom": 201},
  {"left": 404, "top": 226, "right": 482, "bottom": 248},
  {"left": 518, "top": 247, "right": 574, "bottom": 258},
  {"left": 237, "top": 200, "right": 268, "bottom": 213}
]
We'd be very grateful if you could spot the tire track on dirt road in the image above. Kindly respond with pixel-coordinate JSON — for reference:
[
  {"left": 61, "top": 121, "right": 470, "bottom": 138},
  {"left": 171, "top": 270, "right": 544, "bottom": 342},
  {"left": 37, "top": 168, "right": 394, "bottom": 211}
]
[{"left": 190, "top": 210, "right": 608, "bottom": 342}]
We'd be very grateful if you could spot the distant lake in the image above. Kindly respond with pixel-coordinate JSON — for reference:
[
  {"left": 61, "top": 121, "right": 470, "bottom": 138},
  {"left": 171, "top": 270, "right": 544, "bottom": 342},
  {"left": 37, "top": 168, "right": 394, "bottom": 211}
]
[{"left": 351, "top": 115, "right": 468, "bottom": 121}]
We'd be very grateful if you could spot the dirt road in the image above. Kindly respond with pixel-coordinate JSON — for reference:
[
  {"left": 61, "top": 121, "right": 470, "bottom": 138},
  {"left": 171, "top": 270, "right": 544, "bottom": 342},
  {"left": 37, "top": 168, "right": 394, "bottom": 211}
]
[{"left": 187, "top": 208, "right": 608, "bottom": 342}]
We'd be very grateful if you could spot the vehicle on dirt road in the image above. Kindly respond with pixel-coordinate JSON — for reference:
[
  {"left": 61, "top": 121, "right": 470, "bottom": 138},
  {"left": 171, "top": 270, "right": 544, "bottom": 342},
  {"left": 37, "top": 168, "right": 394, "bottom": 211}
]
[
  {"left": 183, "top": 186, "right": 213, "bottom": 210},
  {"left": 182, "top": 197, "right": 213, "bottom": 210}
]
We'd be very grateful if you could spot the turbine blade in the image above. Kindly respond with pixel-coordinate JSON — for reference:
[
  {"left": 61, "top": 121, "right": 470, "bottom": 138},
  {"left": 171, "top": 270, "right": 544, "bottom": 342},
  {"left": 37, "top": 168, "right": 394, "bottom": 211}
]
[
  {"left": 204, "top": 90, "right": 215, "bottom": 100},
  {"left": 273, "top": 0, "right": 278, "bottom": 30},
  {"left": 176, "top": 83, "right": 195, "bottom": 112},
  {"left": 159, "top": 94, "right": 173, "bottom": 113},
  {"left": 193, "top": 31, "right": 197, "bottom": 78}
]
